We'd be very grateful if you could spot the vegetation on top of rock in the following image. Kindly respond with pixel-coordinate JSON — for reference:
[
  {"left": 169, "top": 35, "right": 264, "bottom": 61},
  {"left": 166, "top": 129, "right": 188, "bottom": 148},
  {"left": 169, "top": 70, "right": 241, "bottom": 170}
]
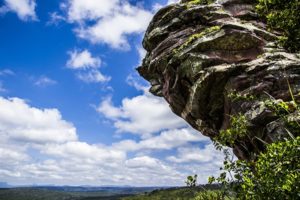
[
  {"left": 173, "top": 26, "right": 221, "bottom": 54},
  {"left": 256, "top": 0, "right": 300, "bottom": 52},
  {"left": 183, "top": 0, "right": 215, "bottom": 6}
]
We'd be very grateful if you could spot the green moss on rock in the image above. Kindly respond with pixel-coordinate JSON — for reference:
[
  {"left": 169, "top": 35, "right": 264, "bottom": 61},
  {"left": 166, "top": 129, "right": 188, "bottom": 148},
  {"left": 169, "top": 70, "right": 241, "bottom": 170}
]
[{"left": 173, "top": 26, "right": 221, "bottom": 54}]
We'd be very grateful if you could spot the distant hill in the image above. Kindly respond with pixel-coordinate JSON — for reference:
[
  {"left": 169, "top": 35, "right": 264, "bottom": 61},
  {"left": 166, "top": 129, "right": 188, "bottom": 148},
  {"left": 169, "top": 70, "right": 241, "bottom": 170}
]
[
  {"left": 0, "top": 185, "right": 229, "bottom": 200},
  {"left": 33, "top": 186, "right": 161, "bottom": 193},
  {"left": 0, "top": 182, "right": 10, "bottom": 188},
  {"left": 0, "top": 186, "right": 162, "bottom": 200},
  {"left": 122, "top": 185, "right": 233, "bottom": 200}
]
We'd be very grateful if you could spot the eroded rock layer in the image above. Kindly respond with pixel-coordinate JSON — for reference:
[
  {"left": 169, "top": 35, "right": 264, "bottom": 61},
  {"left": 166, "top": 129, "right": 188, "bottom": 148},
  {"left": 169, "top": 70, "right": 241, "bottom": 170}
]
[{"left": 138, "top": 0, "right": 300, "bottom": 160}]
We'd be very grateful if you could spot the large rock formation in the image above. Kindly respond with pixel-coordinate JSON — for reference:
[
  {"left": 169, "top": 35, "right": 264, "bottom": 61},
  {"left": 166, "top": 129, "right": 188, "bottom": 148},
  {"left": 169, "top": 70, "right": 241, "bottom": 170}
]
[{"left": 138, "top": 0, "right": 300, "bottom": 160}]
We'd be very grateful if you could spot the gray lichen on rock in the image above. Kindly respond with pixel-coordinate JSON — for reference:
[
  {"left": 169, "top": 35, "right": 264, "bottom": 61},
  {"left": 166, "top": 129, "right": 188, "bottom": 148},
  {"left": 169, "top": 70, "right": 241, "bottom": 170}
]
[{"left": 137, "top": 0, "right": 300, "bottom": 160}]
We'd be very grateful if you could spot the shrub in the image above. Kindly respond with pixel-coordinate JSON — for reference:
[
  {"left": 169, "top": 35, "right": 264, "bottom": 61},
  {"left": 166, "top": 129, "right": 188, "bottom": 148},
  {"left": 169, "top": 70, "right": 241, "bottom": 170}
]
[
  {"left": 185, "top": 174, "right": 198, "bottom": 187},
  {"left": 209, "top": 92, "right": 300, "bottom": 199},
  {"left": 240, "top": 137, "right": 300, "bottom": 199},
  {"left": 210, "top": 137, "right": 300, "bottom": 200},
  {"left": 256, "top": 0, "right": 300, "bottom": 52}
]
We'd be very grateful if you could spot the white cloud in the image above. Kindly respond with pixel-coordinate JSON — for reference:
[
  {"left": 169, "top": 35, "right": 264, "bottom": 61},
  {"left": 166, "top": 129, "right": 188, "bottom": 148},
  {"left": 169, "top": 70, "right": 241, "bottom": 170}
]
[
  {"left": 97, "top": 92, "right": 187, "bottom": 137},
  {"left": 0, "top": 97, "right": 77, "bottom": 144},
  {"left": 76, "top": 69, "right": 111, "bottom": 83},
  {"left": 114, "top": 128, "right": 209, "bottom": 152},
  {"left": 0, "top": 96, "right": 184, "bottom": 186},
  {"left": 152, "top": 0, "right": 179, "bottom": 12},
  {"left": 66, "top": 49, "right": 110, "bottom": 83},
  {"left": 41, "top": 141, "right": 125, "bottom": 164},
  {"left": 137, "top": 46, "right": 146, "bottom": 60},
  {"left": 167, "top": 144, "right": 224, "bottom": 164},
  {"left": 136, "top": 45, "right": 147, "bottom": 65},
  {"left": 0, "top": 96, "right": 223, "bottom": 186},
  {"left": 126, "top": 156, "right": 166, "bottom": 170},
  {"left": 0, "top": 147, "right": 29, "bottom": 165},
  {"left": 1, "top": 0, "right": 37, "bottom": 21},
  {"left": 126, "top": 73, "right": 148, "bottom": 92},
  {"left": 97, "top": 96, "right": 123, "bottom": 119},
  {"left": 167, "top": 0, "right": 180, "bottom": 4},
  {"left": 0, "top": 96, "right": 125, "bottom": 185},
  {"left": 67, "top": 49, "right": 101, "bottom": 69},
  {"left": 0, "top": 69, "right": 14, "bottom": 76},
  {"left": 65, "top": 0, "right": 118, "bottom": 22},
  {"left": 3, "top": 154, "right": 183, "bottom": 186},
  {"left": 34, "top": 76, "right": 57, "bottom": 87},
  {"left": 47, "top": 12, "right": 66, "bottom": 26},
  {"left": 62, "top": 0, "right": 153, "bottom": 49}
]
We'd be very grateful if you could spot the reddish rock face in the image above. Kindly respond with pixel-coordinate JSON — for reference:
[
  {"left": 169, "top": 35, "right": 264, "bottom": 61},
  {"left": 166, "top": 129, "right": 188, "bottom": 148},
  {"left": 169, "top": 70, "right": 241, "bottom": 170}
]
[{"left": 138, "top": 0, "right": 300, "bottom": 160}]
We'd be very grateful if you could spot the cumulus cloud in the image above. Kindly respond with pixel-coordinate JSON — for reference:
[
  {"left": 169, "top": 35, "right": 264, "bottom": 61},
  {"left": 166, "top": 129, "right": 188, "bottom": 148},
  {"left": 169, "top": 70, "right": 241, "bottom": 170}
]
[
  {"left": 0, "top": 95, "right": 225, "bottom": 186},
  {"left": 61, "top": 0, "right": 153, "bottom": 49},
  {"left": 136, "top": 45, "right": 147, "bottom": 65},
  {"left": 97, "top": 92, "right": 187, "bottom": 137},
  {"left": 165, "top": 144, "right": 226, "bottom": 184},
  {"left": 167, "top": 0, "right": 180, "bottom": 4},
  {"left": 1, "top": 0, "right": 37, "bottom": 21},
  {"left": 64, "top": 0, "right": 118, "bottom": 22},
  {"left": 34, "top": 76, "right": 57, "bottom": 87},
  {"left": 76, "top": 69, "right": 111, "bottom": 83},
  {"left": 0, "top": 147, "right": 29, "bottom": 166},
  {"left": 0, "top": 69, "right": 14, "bottom": 76},
  {"left": 47, "top": 12, "right": 66, "bottom": 26},
  {"left": 152, "top": 0, "right": 179, "bottom": 11},
  {"left": 125, "top": 156, "right": 170, "bottom": 171},
  {"left": 126, "top": 73, "right": 148, "bottom": 92},
  {"left": 41, "top": 141, "right": 125, "bottom": 163},
  {"left": 0, "top": 96, "right": 186, "bottom": 186},
  {"left": 66, "top": 49, "right": 110, "bottom": 83},
  {"left": 67, "top": 49, "right": 101, "bottom": 69},
  {"left": 114, "top": 128, "right": 209, "bottom": 152},
  {"left": 3, "top": 154, "right": 183, "bottom": 186},
  {"left": 0, "top": 97, "right": 78, "bottom": 144},
  {"left": 167, "top": 144, "right": 224, "bottom": 164},
  {"left": 95, "top": 80, "right": 224, "bottom": 185}
]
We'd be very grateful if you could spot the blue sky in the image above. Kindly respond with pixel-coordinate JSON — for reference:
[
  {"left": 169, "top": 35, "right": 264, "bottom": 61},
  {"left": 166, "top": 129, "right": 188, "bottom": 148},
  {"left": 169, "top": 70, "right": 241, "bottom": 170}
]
[{"left": 0, "top": 0, "right": 224, "bottom": 186}]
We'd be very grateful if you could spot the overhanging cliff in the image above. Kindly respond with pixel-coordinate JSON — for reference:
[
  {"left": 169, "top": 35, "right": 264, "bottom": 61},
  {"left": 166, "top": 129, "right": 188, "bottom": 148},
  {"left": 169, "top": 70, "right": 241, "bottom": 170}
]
[{"left": 137, "top": 0, "right": 300, "bottom": 160}]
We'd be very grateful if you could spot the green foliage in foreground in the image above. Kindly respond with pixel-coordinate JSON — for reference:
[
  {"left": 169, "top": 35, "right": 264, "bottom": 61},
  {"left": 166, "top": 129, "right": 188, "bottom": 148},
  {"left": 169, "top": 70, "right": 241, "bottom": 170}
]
[
  {"left": 185, "top": 174, "right": 198, "bottom": 187},
  {"left": 240, "top": 137, "right": 300, "bottom": 199},
  {"left": 256, "top": 0, "right": 300, "bottom": 52},
  {"left": 122, "top": 187, "right": 234, "bottom": 200},
  {"left": 210, "top": 137, "right": 300, "bottom": 200},
  {"left": 210, "top": 90, "right": 300, "bottom": 199}
]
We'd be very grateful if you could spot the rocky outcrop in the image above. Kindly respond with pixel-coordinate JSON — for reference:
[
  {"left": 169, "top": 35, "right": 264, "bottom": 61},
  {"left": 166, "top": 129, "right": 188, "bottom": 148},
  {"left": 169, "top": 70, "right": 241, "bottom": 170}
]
[{"left": 138, "top": 0, "right": 300, "bottom": 160}]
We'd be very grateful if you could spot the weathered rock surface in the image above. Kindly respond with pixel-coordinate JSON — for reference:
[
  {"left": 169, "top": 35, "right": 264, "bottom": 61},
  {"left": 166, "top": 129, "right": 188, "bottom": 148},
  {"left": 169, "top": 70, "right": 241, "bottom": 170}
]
[{"left": 138, "top": 0, "right": 300, "bottom": 160}]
